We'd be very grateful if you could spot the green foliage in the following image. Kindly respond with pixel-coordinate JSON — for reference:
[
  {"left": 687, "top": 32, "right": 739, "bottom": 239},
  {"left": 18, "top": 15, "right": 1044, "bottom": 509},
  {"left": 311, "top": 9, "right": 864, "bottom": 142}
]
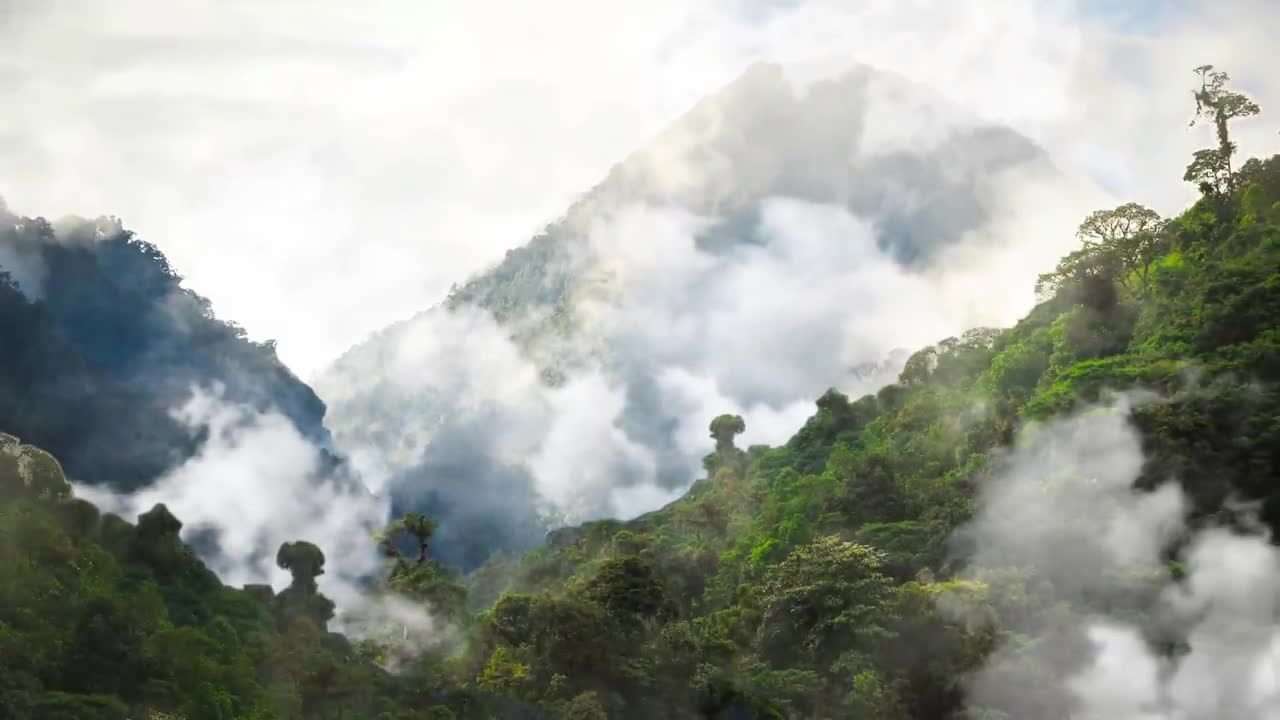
[
  {"left": 709, "top": 414, "right": 746, "bottom": 452},
  {"left": 756, "top": 536, "right": 894, "bottom": 665},
  {"left": 562, "top": 690, "right": 609, "bottom": 720},
  {"left": 1188, "top": 64, "right": 1262, "bottom": 195},
  {"left": 0, "top": 444, "right": 413, "bottom": 719},
  {"left": 381, "top": 512, "right": 439, "bottom": 566},
  {"left": 449, "top": 133, "right": 1280, "bottom": 717},
  {"left": 377, "top": 514, "right": 469, "bottom": 624},
  {"left": 5, "top": 65, "right": 1280, "bottom": 720},
  {"left": 583, "top": 555, "right": 675, "bottom": 628}
]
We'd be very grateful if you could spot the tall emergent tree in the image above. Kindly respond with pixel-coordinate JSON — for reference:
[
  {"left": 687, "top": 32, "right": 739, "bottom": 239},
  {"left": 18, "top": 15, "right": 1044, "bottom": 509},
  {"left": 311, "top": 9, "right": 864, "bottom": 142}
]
[
  {"left": 709, "top": 414, "right": 746, "bottom": 454},
  {"left": 1036, "top": 203, "right": 1169, "bottom": 300},
  {"left": 1076, "top": 202, "right": 1168, "bottom": 293},
  {"left": 379, "top": 512, "right": 438, "bottom": 566},
  {"left": 705, "top": 413, "right": 749, "bottom": 476},
  {"left": 274, "top": 540, "right": 336, "bottom": 627},
  {"left": 375, "top": 512, "right": 467, "bottom": 621},
  {"left": 1186, "top": 64, "right": 1261, "bottom": 195}
]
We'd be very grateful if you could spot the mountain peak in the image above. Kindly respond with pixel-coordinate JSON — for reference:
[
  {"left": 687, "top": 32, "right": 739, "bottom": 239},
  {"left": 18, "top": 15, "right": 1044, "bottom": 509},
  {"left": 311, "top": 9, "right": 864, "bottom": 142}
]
[{"left": 317, "top": 59, "right": 1056, "bottom": 566}]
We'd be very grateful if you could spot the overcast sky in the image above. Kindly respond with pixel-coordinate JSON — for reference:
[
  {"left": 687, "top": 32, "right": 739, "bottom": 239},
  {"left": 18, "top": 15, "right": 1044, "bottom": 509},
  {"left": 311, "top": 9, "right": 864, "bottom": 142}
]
[{"left": 2, "top": 0, "right": 1277, "bottom": 377}]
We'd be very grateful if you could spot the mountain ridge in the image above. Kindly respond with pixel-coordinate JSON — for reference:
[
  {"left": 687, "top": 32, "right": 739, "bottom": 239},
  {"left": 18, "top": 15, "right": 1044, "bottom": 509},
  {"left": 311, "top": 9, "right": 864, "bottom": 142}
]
[
  {"left": 0, "top": 204, "right": 335, "bottom": 492},
  {"left": 4, "top": 146, "right": 1277, "bottom": 718},
  {"left": 316, "top": 60, "right": 1062, "bottom": 566}
]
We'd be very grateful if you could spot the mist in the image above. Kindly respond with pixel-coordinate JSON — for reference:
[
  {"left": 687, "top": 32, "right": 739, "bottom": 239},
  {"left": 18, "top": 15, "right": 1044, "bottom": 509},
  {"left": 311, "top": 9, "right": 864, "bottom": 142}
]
[
  {"left": 317, "top": 62, "right": 1112, "bottom": 565},
  {"left": 7, "top": 0, "right": 1278, "bottom": 569},
  {"left": 308, "top": 1, "right": 1274, "bottom": 562},
  {"left": 952, "top": 394, "right": 1280, "bottom": 718},
  {"left": 3, "top": 0, "right": 1277, "bottom": 377},
  {"left": 72, "top": 385, "right": 459, "bottom": 661},
  {"left": 74, "top": 385, "right": 384, "bottom": 587}
]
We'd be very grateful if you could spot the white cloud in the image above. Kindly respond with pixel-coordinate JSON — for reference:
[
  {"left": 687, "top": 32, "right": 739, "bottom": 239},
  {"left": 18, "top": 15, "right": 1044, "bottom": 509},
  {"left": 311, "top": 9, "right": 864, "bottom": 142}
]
[
  {"left": 9, "top": 0, "right": 1280, "bottom": 582},
  {"left": 75, "top": 384, "right": 389, "bottom": 591},
  {"left": 2, "top": 0, "right": 1276, "bottom": 377},
  {"left": 1067, "top": 623, "right": 1168, "bottom": 720},
  {"left": 529, "top": 372, "right": 660, "bottom": 518},
  {"left": 73, "top": 383, "right": 459, "bottom": 661},
  {"left": 956, "top": 396, "right": 1280, "bottom": 719},
  {"left": 319, "top": 149, "right": 1104, "bottom": 538},
  {"left": 318, "top": 303, "right": 680, "bottom": 531}
]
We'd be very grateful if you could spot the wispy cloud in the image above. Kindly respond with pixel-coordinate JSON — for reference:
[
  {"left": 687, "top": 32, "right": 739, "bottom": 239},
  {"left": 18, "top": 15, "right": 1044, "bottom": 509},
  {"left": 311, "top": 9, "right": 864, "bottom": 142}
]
[
  {"left": 2, "top": 0, "right": 1275, "bottom": 375},
  {"left": 74, "top": 384, "right": 458, "bottom": 662},
  {"left": 954, "top": 395, "right": 1280, "bottom": 718},
  {"left": 76, "top": 384, "right": 388, "bottom": 589}
]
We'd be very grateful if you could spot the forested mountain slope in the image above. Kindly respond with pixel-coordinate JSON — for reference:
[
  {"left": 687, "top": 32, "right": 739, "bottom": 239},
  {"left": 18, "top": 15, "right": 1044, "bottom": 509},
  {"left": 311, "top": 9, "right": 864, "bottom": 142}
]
[
  {"left": 316, "top": 61, "right": 1062, "bottom": 567},
  {"left": 8, "top": 147, "right": 1277, "bottom": 718},
  {"left": 0, "top": 205, "right": 332, "bottom": 491},
  {"left": 0, "top": 432, "right": 397, "bottom": 719},
  {"left": 448, "top": 148, "right": 1280, "bottom": 718},
  {"left": 3, "top": 66, "right": 1277, "bottom": 720}
]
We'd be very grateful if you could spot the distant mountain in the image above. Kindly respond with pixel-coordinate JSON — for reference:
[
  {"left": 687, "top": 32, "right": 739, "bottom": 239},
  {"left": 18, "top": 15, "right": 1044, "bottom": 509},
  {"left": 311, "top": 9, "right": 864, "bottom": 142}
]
[
  {"left": 0, "top": 200, "right": 332, "bottom": 491},
  {"left": 316, "top": 62, "right": 1058, "bottom": 568}
]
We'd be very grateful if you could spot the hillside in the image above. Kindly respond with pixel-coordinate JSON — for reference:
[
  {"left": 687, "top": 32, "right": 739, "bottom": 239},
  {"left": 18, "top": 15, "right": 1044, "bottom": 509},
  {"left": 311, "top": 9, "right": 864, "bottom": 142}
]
[
  {"left": 0, "top": 205, "right": 333, "bottom": 492},
  {"left": 3, "top": 63, "right": 1276, "bottom": 718},
  {"left": 315, "top": 61, "right": 1063, "bottom": 567},
  {"left": 0, "top": 430, "right": 424, "bottom": 720},
  {"left": 450, "top": 148, "right": 1280, "bottom": 718}
]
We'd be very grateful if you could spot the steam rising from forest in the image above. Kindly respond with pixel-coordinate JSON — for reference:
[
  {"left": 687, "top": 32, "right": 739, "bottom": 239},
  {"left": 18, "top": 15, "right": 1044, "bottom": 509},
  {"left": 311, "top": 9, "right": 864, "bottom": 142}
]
[
  {"left": 77, "top": 386, "right": 386, "bottom": 591},
  {"left": 954, "top": 395, "right": 1280, "bottom": 717},
  {"left": 7, "top": 0, "right": 1279, "bottom": 696},
  {"left": 74, "top": 387, "right": 455, "bottom": 661}
]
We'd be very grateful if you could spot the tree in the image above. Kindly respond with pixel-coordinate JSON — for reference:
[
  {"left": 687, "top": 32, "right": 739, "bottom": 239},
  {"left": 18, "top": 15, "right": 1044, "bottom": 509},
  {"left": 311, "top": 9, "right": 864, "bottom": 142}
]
[
  {"left": 1187, "top": 65, "right": 1261, "bottom": 194},
  {"left": 476, "top": 645, "right": 533, "bottom": 698},
  {"left": 705, "top": 413, "right": 749, "bottom": 476},
  {"left": 562, "top": 691, "right": 609, "bottom": 720},
  {"left": 709, "top": 414, "right": 746, "bottom": 454},
  {"left": 1075, "top": 203, "right": 1168, "bottom": 293},
  {"left": 1036, "top": 203, "right": 1171, "bottom": 303},
  {"left": 380, "top": 512, "right": 438, "bottom": 566},
  {"left": 374, "top": 513, "right": 467, "bottom": 622},
  {"left": 129, "top": 503, "right": 186, "bottom": 573},
  {"left": 1184, "top": 148, "right": 1233, "bottom": 198},
  {"left": 900, "top": 347, "right": 939, "bottom": 385},
  {"left": 583, "top": 555, "right": 674, "bottom": 629},
  {"left": 57, "top": 498, "right": 102, "bottom": 538},
  {"left": 845, "top": 669, "right": 904, "bottom": 720},
  {"left": 1034, "top": 243, "right": 1117, "bottom": 302},
  {"left": 276, "top": 540, "right": 327, "bottom": 591},
  {"left": 757, "top": 535, "right": 894, "bottom": 666},
  {"left": 136, "top": 503, "right": 183, "bottom": 539},
  {"left": 828, "top": 443, "right": 907, "bottom": 526},
  {"left": 274, "top": 540, "right": 335, "bottom": 628}
]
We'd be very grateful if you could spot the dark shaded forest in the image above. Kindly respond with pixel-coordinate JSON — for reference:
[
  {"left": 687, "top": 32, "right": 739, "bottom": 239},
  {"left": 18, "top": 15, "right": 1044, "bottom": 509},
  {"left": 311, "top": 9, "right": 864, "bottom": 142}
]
[
  {"left": 318, "top": 61, "right": 1055, "bottom": 572},
  {"left": 2, "top": 66, "right": 1278, "bottom": 719},
  {"left": 0, "top": 207, "right": 332, "bottom": 492}
]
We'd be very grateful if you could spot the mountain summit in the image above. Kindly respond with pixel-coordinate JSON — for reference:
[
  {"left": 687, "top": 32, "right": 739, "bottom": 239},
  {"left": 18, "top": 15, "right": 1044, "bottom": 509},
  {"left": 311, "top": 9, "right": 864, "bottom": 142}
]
[
  {"left": 0, "top": 208, "right": 332, "bottom": 492},
  {"left": 316, "top": 61, "right": 1060, "bottom": 568}
]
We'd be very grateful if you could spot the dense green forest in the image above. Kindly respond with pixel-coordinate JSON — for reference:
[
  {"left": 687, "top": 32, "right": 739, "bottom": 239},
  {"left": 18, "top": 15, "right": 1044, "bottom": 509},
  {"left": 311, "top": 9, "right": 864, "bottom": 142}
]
[
  {"left": 316, "top": 61, "right": 1053, "bottom": 571},
  {"left": 2, "top": 66, "right": 1278, "bottom": 718}
]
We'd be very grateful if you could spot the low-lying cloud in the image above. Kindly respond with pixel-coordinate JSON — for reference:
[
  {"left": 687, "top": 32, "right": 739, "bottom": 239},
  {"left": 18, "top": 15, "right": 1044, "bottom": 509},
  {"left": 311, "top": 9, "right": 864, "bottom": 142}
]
[
  {"left": 3, "top": 1, "right": 1276, "bottom": 375},
  {"left": 954, "top": 395, "right": 1280, "bottom": 718},
  {"left": 74, "top": 384, "right": 456, "bottom": 663},
  {"left": 78, "top": 384, "right": 386, "bottom": 590},
  {"left": 321, "top": 141, "right": 1107, "bottom": 565}
]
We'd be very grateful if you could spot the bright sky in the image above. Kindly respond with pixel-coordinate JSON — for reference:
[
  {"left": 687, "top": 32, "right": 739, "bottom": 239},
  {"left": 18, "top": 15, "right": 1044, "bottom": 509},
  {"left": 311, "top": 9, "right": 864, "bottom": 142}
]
[{"left": 1, "top": 0, "right": 1277, "bottom": 377}]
